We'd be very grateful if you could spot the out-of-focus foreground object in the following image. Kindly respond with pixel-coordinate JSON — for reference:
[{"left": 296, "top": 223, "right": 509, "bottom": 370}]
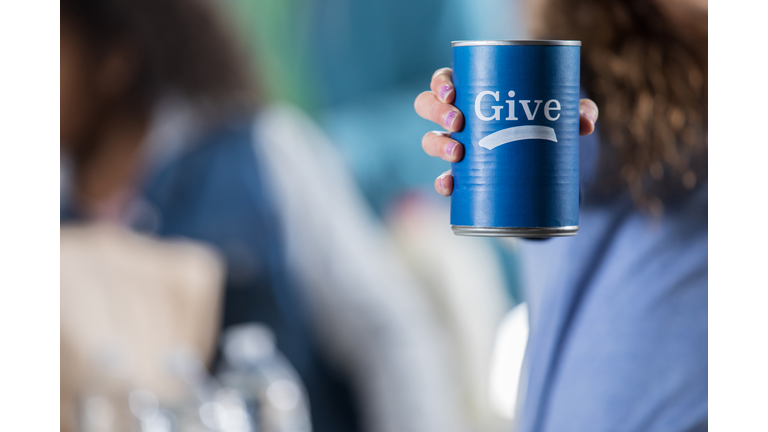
[
  {"left": 488, "top": 303, "right": 529, "bottom": 420},
  {"left": 60, "top": 223, "right": 225, "bottom": 432},
  {"left": 385, "top": 192, "right": 514, "bottom": 432},
  {"left": 255, "top": 104, "right": 471, "bottom": 432}
]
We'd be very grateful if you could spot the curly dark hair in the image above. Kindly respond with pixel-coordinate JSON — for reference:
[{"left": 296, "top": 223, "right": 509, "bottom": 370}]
[
  {"left": 532, "top": 0, "right": 707, "bottom": 212},
  {"left": 61, "top": 0, "right": 257, "bottom": 115}
]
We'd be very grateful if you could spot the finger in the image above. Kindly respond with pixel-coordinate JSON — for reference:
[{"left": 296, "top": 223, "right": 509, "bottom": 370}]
[
  {"left": 415, "top": 91, "right": 464, "bottom": 132},
  {"left": 435, "top": 170, "right": 454, "bottom": 196},
  {"left": 579, "top": 98, "right": 599, "bottom": 136},
  {"left": 430, "top": 68, "right": 455, "bottom": 104},
  {"left": 421, "top": 131, "right": 464, "bottom": 162}
]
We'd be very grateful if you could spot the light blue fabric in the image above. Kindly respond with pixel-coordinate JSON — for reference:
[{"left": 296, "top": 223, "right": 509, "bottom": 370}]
[{"left": 517, "top": 133, "right": 708, "bottom": 431}]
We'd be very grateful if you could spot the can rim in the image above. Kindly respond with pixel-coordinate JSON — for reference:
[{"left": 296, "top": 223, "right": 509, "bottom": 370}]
[
  {"left": 451, "top": 225, "right": 579, "bottom": 237},
  {"left": 451, "top": 40, "right": 581, "bottom": 47}
]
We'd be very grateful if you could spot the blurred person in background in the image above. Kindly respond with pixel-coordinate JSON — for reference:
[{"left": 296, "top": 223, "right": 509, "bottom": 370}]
[
  {"left": 415, "top": 0, "right": 707, "bottom": 431},
  {"left": 60, "top": 0, "right": 463, "bottom": 431},
  {"left": 233, "top": 2, "right": 528, "bottom": 430}
]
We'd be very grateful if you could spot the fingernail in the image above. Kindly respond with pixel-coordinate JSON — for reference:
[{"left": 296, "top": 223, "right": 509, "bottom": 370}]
[
  {"left": 581, "top": 110, "right": 595, "bottom": 126},
  {"left": 438, "top": 175, "right": 446, "bottom": 190},
  {"left": 444, "top": 111, "right": 457, "bottom": 129},
  {"left": 445, "top": 141, "right": 458, "bottom": 157},
  {"left": 439, "top": 85, "right": 452, "bottom": 102}
]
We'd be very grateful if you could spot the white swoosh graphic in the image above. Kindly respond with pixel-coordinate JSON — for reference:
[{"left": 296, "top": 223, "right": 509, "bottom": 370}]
[{"left": 478, "top": 125, "right": 558, "bottom": 150}]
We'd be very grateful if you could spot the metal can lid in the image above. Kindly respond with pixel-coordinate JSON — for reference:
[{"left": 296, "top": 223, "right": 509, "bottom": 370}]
[{"left": 451, "top": 40, "right": 581, "bottom": 47}]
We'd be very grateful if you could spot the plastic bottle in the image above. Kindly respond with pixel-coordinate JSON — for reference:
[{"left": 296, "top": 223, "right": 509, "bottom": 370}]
[
  {"left": 166, "top": 347, "right": 253, "bottom": 432},
  {"left": 217, "top": 324, "right": 312, "bottom": 432}
]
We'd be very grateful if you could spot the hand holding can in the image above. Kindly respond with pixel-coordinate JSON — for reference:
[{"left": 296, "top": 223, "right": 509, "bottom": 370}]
[{"left": 414, "top": 40, "right": 600, "bottom": 237}]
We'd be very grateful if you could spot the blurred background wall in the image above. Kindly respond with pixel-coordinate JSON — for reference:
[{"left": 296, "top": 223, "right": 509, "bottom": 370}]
[
  {"left": 218, "top": 0, "right": 530, "bottom": 311},
  {"left": 61, "top": 0, "right": 534, "bottom": 430},
  {"left": 224, "top": 0, "right": 524, "bottom": 214},
  {"left": 221, "top": 1, "right": 531, "bottom": 430},
  {"left": 221, "top": 1, "right": 532, "bottom": 428}
]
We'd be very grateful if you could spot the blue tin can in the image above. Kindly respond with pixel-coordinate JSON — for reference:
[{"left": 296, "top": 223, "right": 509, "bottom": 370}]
[{"left": 450, "top": 40, "right": 581, "bottom": 237}]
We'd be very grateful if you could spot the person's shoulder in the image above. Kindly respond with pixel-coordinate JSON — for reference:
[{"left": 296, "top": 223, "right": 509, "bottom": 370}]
[
  {"left": 185, "top": 116, "right": 259, "bottom": 164},
  {"left": 148, "top": 114, "right": 260, "bottom": 187},
  {"left": 602, "top": 185, "right": 708, "bottom": 287},
  {"left": 143, "top": 114, "right": 267, "bottom": 208}
]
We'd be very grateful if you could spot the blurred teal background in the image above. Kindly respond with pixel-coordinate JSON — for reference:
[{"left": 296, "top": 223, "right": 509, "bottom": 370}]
[
  {"left": 224, "top": 0, "right": 524, "bottom": 213},
  {"left": 222, "top": 0, "right": 527, "bottom": 304}
]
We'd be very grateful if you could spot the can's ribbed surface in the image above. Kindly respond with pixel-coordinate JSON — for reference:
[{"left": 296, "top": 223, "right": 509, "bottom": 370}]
[{"left": 449, "top": 40, "right": 581, "bottom": 237}]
